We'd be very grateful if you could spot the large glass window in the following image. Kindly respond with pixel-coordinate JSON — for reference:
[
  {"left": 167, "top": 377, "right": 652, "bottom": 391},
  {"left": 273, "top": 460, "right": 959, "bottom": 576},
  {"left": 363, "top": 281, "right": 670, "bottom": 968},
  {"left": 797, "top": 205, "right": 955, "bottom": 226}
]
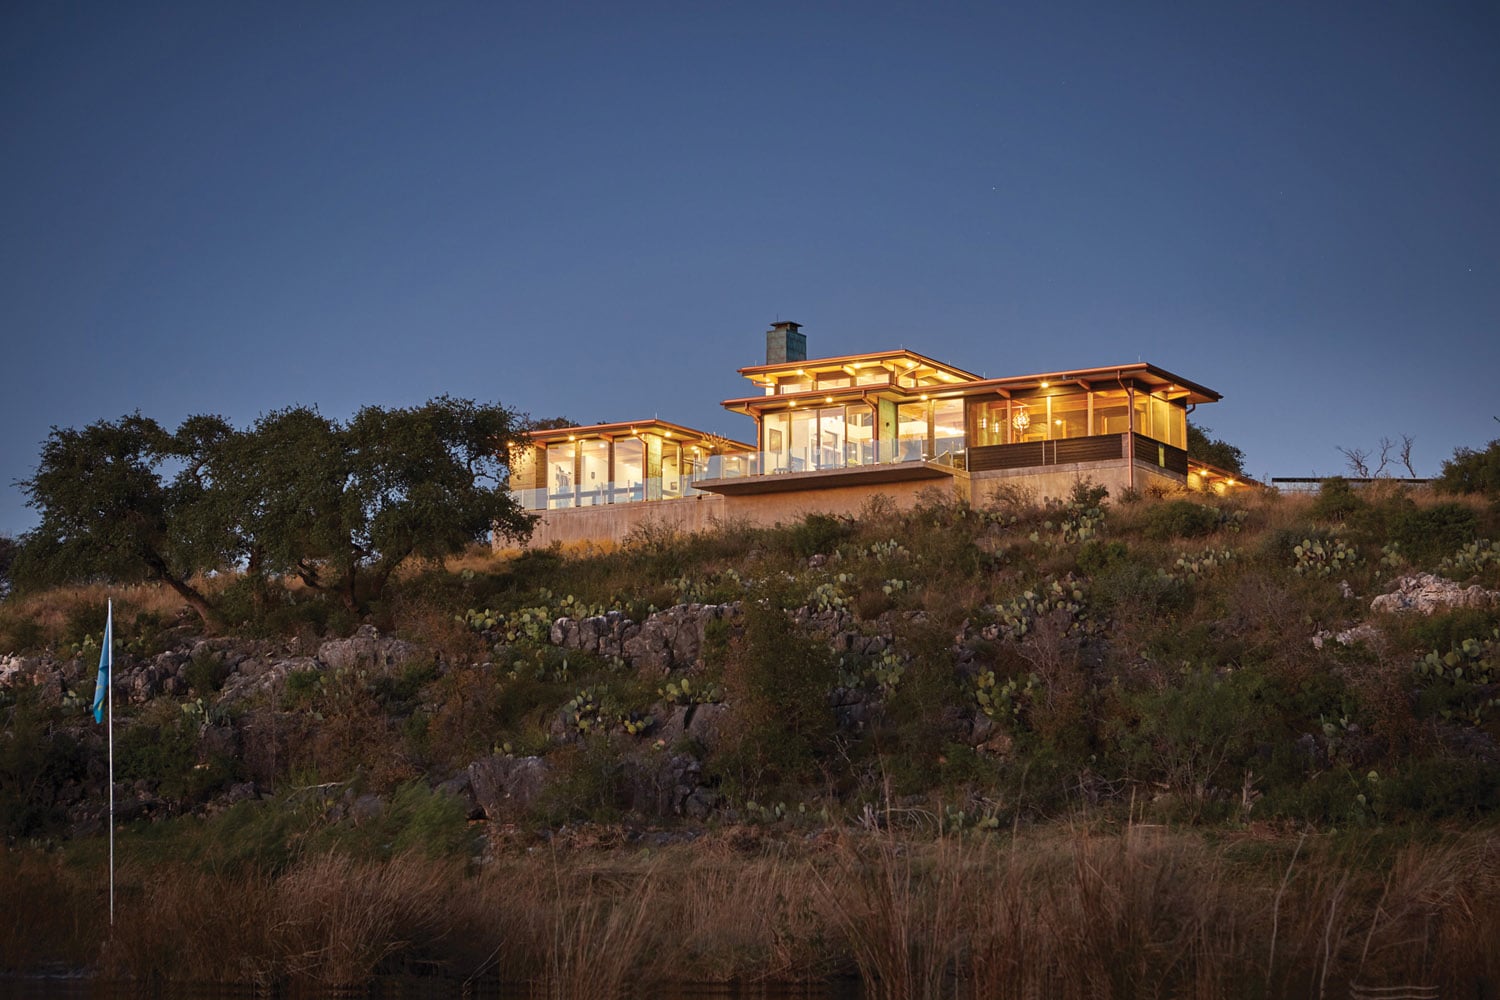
[
  {"left": 898, "top": 402, "right": 928, "bottom": 461},
  {"left": 846, "top": 405, "right": 874, "bottom": 465},
  {"left": 1150, "top": 394, "right": 1186, "bottom": 448},
  {"left": 578, "top": 440, "right": 608, "bottom": 506},
  {"left": 932, "top": 398, "right": 964, "bottom": 459},
  {"left": 614, "top": 438, "right": 643, "bottom": 502},
  {"left": 969, "top": 397, "right": 1009, "bottom": 447},
  {"left": 789, "top": 409, "right": 815, "bottom": 471},
  {"left": 1010, "top": 398, "right": 1044, "bottom": 442},
  {"left": 763, "top": 412, "right": 791, "bottom": 472},
  {"left": 661, "top": 444, "right": 682, "bottom": 497},
  {"left": 1050, "top": 392, "right": 1089, "bottom": 439},
  {"left": 545, "top": 442, "right": 576, "bottom": 508},
  {"left": 1093, "top": 390, "right": 1131, "bottom": 436},
  {"left": 817, "top": 406, "right": 846, "bottom": 468}
]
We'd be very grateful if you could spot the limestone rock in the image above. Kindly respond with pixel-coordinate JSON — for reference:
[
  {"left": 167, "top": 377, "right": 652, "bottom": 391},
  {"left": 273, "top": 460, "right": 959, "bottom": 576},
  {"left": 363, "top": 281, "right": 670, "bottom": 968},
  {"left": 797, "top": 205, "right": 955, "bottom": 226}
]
[
  {"left": 469, "top": 754, "right": 551, "bottom": 819},
  {"left": 317, "top": 624, "right": 425, "bottom": 673},
  {"left": 1370, "top": 573, "right": 1499, "bottom": 616},
  {"left": 621, "top": 603, "right": 738, "bottom": 674}
]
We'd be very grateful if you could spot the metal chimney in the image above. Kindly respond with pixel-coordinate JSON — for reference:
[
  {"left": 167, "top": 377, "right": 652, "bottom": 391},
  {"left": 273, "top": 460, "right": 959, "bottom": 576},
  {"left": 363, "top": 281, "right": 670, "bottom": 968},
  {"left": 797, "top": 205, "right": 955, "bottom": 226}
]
[{"left": 765, "top": 321, "right": 806, "bottom": 365}]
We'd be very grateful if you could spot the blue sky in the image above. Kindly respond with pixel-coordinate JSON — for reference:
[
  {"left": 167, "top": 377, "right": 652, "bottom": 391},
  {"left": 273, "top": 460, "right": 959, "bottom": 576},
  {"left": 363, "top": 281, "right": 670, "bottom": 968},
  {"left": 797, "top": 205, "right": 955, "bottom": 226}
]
[{"left": 3, "top": 2, "right": 1497, "bottom": 536}]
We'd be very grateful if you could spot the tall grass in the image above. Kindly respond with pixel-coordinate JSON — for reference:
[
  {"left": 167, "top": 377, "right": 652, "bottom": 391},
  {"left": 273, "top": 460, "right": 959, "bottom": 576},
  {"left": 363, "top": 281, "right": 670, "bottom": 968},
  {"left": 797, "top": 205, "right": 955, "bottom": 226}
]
[{"left": 10, "top": 825, "right": 1500, "bottom": 994}]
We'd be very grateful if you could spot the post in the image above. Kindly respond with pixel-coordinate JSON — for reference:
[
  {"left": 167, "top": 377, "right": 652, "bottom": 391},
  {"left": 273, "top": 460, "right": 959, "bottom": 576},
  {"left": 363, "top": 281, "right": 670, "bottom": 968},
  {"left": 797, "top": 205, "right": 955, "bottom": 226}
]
[{"left": 106, "top": 598, "right": 115, "bottom": 928}]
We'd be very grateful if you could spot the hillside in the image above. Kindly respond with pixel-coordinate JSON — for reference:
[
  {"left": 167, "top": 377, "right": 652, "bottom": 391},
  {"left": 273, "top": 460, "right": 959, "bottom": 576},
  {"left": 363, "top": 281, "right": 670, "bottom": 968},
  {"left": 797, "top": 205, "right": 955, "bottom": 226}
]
[{"left": 2, "top": 479, "right": 1499, "bottom": 992}]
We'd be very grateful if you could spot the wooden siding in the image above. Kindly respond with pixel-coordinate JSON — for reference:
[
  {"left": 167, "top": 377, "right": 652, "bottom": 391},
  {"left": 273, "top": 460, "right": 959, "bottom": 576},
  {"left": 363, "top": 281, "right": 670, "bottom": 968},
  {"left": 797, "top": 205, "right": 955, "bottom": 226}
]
[{"left": 968, "top": 434, "right": 1124, "bottom": 472}]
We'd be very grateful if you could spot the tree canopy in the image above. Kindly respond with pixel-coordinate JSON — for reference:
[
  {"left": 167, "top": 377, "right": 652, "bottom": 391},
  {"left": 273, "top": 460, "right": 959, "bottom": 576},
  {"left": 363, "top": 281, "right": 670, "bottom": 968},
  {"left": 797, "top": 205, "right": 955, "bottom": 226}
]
[
  {"left": 16, "top": 397, "right": 534, "bottom": 626},
  {"left": 1186, "top": 422, "right": 1246, "bottom": 475},
  {"left": 1435, "top": 439, "right": 1500, "bottom": 498}
]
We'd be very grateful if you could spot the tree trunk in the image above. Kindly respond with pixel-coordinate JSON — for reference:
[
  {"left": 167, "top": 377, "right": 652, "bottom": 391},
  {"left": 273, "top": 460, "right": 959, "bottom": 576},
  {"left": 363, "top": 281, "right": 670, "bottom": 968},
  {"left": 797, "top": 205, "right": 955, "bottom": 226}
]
[{"left": 145, "top": 554, "right": 223, "bottom": 632}]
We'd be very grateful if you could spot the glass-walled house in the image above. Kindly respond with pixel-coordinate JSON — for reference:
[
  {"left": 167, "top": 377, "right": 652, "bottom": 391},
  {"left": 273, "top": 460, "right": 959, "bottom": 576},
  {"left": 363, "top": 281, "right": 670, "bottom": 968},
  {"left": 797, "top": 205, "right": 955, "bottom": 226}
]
[
  {"left": 502, "top": 321, "right": 1242, "bottom": 550},
  {"left": 716, "top": 330, "right": 1214, "bottom": 485},
  {"left": 509, "top": 420, "right": 755, "bottom": 511}
]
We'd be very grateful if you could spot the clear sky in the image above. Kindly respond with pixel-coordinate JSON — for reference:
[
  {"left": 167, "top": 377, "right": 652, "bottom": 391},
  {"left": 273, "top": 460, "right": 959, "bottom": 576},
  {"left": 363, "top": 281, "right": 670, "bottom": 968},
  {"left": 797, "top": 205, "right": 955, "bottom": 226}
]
[{"left": 3, "top": 1, "right": 1497, "bottom": 536}]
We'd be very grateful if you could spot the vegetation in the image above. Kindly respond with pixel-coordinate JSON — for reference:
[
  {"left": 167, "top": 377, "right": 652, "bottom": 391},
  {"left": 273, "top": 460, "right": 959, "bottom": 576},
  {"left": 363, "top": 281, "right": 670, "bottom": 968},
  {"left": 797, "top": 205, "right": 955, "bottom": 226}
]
[
  {"left": 1436, "top": 437, "right": 1500, "bottom": 498},
  {"left": 4, "top": 472, "right": 1500, "bottom": 993},
  {"left": 1187, "top": 420, "right": 1245, "bottom": 474},
  {"left": 13, "top": 398, "right": 533, "bottom": 626}
]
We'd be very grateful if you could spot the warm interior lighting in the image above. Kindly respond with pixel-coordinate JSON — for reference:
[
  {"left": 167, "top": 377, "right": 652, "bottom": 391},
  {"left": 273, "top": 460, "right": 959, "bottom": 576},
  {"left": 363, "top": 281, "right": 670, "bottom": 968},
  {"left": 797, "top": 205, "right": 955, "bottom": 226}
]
[{"left": 1012, "top": 404, "right": 1030, "bottom": 432}]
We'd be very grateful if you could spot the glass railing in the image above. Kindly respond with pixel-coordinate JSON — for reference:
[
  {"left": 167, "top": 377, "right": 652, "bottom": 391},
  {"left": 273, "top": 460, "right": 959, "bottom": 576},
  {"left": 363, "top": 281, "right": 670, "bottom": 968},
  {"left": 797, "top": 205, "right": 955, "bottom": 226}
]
[{"left": 511, "top": 441, "right": 967, "bottom": 511}]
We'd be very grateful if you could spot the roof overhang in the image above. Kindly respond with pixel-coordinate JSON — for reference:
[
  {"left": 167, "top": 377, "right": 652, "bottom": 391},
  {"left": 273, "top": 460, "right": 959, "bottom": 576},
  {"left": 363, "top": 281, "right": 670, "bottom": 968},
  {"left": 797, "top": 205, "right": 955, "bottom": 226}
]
[
  {"left": 523, "top": 419, "right": 754, "bottom": 452},
  {"left": 965, "top": 363, "right": 1221, "bottom": 404}
]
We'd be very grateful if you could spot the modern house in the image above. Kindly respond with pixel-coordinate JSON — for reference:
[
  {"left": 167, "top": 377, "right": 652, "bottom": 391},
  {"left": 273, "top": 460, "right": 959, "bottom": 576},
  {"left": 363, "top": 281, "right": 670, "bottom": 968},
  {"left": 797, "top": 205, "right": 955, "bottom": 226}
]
[{"left": 501, "top": 322, "right": 1243, "bottom": 548}]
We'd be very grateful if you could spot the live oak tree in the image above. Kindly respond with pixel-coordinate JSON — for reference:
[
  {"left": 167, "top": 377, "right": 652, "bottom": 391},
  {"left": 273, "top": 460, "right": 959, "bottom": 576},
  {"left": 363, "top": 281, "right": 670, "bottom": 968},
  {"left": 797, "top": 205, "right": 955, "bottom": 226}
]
[
  {"left": 15, "top": 414, "right": 225, "bottom": 626},
  {"left": 17, "top": 397, "right": 534, "bottom": 627}
]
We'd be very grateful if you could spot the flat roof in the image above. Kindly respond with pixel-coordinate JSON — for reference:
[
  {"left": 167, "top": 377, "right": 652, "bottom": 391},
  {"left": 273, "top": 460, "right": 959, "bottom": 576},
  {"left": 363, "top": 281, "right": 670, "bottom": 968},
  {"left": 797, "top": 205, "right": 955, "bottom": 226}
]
[
  {"left": 738, "top": 348, "right": 982, "bottom": 382},
  {"left": 522, "top": 419, "right": 755, "bottom": 451}
]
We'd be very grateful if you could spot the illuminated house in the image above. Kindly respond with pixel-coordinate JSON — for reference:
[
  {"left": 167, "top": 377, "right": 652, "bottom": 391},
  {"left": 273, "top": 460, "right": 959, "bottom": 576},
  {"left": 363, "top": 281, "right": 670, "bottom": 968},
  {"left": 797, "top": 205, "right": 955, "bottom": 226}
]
[{"left": 503, "top": 322, "right": 1239, "bottom": 548}]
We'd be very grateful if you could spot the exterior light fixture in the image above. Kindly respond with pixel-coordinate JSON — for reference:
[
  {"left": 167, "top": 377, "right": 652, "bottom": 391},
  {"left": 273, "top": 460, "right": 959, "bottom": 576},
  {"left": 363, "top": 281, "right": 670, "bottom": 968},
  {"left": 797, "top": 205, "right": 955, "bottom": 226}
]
[{"left": 1040, "top": 380, "right": 1050, "bottom": 389}]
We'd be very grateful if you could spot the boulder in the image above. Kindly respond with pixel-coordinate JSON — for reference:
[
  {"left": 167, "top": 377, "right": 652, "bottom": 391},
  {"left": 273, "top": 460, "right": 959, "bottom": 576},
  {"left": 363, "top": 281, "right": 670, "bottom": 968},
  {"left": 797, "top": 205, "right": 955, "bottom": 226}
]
[{"left": 468, "top": 754, "right": 551, "bottom": 819}]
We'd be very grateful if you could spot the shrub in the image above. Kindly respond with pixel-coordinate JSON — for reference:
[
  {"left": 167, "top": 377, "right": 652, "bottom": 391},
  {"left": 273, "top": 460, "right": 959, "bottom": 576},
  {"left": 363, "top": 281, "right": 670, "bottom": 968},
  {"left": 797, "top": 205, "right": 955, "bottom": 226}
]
[
  {"left": 1389, "top": 502, "right": 1479, "bottom": 565},
  {"left": 1143, "top": 500, "right": 1221, "bottom": 540},
  {"left": 1310, "top": 477, "right": 1364, "bottom": 522},
  {"left": 786, "top": 513, "right": 854, "bottom": 559}
]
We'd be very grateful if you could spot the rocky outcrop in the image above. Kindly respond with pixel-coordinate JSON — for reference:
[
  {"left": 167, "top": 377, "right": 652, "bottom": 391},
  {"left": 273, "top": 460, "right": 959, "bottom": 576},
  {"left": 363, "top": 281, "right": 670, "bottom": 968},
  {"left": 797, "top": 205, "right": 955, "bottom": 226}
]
[
  {"left": 468, "top": 754, "right": 551, "bottom": 819},
  {"left": 549, "top": 603, "right": 742, "bottom": 675},
  {"left": 1370, "top": 573, "right": 1500, "bottom": 615},
  {"left": 317, "top": 624, "right": 426, "bottom": 672}
]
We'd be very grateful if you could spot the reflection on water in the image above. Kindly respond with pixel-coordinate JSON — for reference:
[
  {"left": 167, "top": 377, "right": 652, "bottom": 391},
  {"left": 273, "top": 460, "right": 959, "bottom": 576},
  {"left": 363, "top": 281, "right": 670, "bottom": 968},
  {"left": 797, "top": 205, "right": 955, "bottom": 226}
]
[{"left": 1, "top": 976, "right": 862, "bottom": 1000}]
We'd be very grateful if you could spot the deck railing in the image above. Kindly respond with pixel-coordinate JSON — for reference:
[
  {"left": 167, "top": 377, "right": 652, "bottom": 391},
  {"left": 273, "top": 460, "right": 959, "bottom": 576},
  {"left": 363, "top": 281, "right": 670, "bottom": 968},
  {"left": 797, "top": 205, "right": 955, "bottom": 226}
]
[{"left": 512, "top": 438, "right": 966, "bottom": 511}]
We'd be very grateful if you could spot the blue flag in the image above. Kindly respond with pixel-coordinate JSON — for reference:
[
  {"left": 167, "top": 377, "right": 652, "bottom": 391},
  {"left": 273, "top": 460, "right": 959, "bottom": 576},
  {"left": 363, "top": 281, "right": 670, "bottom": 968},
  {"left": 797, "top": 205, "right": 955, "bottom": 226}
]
[{"left": 92, "top": 603, "right": 112, "bottom": 724}]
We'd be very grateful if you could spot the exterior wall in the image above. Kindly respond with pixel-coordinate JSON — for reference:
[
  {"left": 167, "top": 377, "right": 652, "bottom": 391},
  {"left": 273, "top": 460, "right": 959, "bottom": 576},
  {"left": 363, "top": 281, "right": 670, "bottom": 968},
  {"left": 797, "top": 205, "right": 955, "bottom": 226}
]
[
  {"left": 500, "top": 494, "right": 730, "bottom": 550},
  {"left": 720, "top": 474, "right": 968, "bottom": 526},
  {"left": 502, "top": 475, "right": 971, "bottom": 549},
  {"left": 504, "top": 459, "right": 1194, "bottom": 549},
  {"left": 969, "top": 458, "right": 1188, "bottom": 506}
]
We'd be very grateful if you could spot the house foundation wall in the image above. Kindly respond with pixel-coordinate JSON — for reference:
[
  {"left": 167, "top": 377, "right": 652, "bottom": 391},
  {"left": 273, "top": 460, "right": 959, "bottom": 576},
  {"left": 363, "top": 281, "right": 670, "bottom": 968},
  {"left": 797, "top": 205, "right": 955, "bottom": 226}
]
[
  {"left": 499, "top": 494, "right": 731, "bottom": 550},
  {"left": 969, "top": 459, "right": 1188, "bottom": 507},
  {"left": 504, "top": 460, "right": 1192, "bottom": 549}
]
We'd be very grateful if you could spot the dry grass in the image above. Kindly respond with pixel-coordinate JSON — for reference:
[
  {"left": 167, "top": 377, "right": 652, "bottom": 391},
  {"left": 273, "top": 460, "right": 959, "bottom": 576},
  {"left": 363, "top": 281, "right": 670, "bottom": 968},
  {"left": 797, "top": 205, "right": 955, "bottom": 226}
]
[{"left": 11, "top": 823, "right": 1500, "bottom": 995}]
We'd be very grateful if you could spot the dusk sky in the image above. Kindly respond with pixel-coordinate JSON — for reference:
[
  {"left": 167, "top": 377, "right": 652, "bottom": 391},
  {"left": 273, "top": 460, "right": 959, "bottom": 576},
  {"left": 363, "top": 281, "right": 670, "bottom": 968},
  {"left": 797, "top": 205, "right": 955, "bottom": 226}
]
[{"left": 3, "top": 2, "right": 1497, "bottom": 537}]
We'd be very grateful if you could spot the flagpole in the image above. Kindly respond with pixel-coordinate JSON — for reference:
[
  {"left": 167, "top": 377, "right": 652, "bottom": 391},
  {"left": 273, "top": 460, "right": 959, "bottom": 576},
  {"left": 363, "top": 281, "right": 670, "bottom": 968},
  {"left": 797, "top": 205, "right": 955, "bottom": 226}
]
[{"left": 106, "top": 598, "right": 114, "bottom": 928}]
